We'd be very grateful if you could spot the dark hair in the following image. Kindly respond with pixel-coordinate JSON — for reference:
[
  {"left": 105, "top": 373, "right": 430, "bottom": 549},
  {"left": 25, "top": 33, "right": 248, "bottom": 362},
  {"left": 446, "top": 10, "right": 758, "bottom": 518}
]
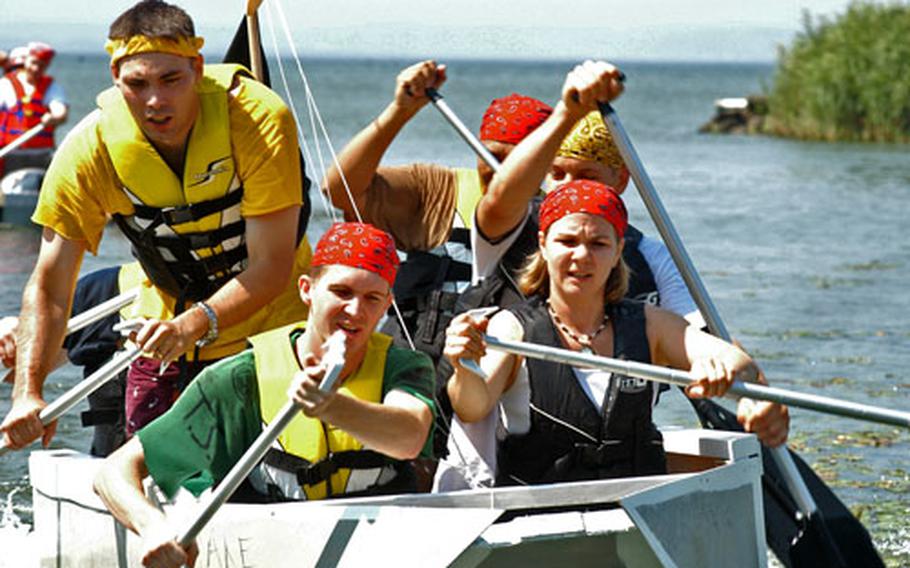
[{"left": 108, "top": 0, "right": 195, "bottom": 41}]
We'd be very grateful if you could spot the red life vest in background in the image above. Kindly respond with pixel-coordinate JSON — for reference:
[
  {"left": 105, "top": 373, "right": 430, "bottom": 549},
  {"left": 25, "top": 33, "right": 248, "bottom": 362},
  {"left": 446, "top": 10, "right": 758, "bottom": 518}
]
[{"left": 0, "top": 72, "right": 55, "bottom": 149}]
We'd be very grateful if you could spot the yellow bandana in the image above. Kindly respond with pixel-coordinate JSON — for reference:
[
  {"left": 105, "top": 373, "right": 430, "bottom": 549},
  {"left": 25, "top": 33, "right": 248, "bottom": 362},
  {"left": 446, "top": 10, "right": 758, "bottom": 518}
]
[
  {"left": 556, "top": 110, "right": 625, "bottom": 172},
  {"left": 105, "top": 35, "right": 204, "bottom": 67}
]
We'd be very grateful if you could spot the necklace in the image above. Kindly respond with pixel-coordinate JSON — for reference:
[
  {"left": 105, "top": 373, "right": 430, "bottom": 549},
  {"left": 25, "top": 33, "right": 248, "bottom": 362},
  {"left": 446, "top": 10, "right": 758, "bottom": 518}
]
[{"left": 546, "top": 300, "right": 610, "bottom": 354}]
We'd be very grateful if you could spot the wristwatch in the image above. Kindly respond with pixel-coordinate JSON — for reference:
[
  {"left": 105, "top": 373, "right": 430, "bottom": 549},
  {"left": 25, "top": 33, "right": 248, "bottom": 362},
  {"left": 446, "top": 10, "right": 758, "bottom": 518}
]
[{"left": 194, "top": 301, "right": 219, "bottom": 347}]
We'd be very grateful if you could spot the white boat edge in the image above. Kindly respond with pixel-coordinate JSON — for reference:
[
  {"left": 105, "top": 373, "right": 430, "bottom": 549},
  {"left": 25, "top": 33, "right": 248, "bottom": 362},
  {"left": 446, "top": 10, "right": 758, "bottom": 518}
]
[{"left": 22, "top": 427, "right": 767, "bottom": 568}]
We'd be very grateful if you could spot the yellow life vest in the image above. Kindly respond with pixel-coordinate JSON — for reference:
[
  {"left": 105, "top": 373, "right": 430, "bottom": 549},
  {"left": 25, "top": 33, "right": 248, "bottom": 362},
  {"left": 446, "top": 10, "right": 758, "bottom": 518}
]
[
  {"left": 250, "top": 322, "right": 395, "bottom": 500},
  {"left": 454, "top": 167, "right": 483, "bottom": 230},
  {"left": 96, "top": 64, "right": 250, "bottom": 303}
]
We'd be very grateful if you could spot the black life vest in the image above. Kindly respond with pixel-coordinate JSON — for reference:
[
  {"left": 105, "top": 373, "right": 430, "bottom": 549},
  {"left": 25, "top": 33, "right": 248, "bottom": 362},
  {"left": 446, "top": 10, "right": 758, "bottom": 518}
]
[
  {"left": 623, "top": 225, "right": 659, "bottom": 306},
  {"left": 496, "top": 297, "right": 666, "bottom": 485},
  {"left": 381, "top": 226, "right": 473, "bottom": 364},
  {"left": 431, "top": 205, "right": 658, "bottom": 457}
]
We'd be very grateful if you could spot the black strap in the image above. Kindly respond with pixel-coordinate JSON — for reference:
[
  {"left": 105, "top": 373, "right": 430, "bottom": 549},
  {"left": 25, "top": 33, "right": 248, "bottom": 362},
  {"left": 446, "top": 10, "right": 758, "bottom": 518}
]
[
  {"left": 149, "top": 220, "right": 247, "bottom": 251},
  {"left": 132, "top": 188, "right": 244, "bottom": 225},
  {"left": 448, "top": 227, "right": 471, "bottom": 247},
  {"left": 80, "top": 408, "right": 121, "bottom": 427},
  {"left": 263, "top": 448, "right": 389, "bottom": 487}
]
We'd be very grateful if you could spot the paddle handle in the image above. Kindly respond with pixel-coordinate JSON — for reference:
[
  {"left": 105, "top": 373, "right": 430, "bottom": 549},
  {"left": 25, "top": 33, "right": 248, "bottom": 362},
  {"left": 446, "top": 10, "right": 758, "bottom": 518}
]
[
  {"left": 66, "top": 287, "right": 139, "bottom": 336},
  {"left": 0, "top": 345, "right": 141, "bottom": 457},
  {"left": 178, "top": 334, "right": 346, "bottom": 546},
  {"left": 425, "top": 88, "right": 501, "bottom": 174},
  {"left": 0, "top": 123, "right": 46, "bottom": 159},
  {"left": 484, "top": 335, "right": 910, "bottom": 429}
]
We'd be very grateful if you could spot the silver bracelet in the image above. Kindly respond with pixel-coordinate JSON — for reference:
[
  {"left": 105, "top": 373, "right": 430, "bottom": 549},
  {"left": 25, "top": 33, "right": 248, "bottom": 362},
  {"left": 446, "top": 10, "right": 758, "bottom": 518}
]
[{"left": 194, "top": 301, "right": 219, "bottom": 347}]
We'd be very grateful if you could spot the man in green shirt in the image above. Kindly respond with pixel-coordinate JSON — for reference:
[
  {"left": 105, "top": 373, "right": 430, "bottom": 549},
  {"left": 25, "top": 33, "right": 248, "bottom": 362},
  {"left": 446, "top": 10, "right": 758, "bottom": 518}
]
[{"left": 94, "top": 222, "right": 436, "bottom": 568}]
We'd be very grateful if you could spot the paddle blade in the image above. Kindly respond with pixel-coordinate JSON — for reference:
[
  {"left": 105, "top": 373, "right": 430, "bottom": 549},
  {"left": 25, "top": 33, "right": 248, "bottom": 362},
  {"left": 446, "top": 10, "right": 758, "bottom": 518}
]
[{"left": 688, "top": 397, "right": 884, "bottom": 567}]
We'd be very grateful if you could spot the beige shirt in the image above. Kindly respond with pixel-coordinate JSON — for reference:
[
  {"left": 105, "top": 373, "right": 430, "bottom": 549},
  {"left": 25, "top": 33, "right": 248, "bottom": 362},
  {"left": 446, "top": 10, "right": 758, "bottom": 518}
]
[{"left": 346, "top": 163, "right": 458, "bottom": 252}]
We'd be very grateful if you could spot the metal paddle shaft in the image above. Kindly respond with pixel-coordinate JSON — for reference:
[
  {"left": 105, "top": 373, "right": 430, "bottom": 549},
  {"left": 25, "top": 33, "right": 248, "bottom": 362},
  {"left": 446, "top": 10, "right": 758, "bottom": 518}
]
[
  {"left": 425, "top": 88, "right": 502, "bottom": 174},
  {"left": 0, "top": 345, "right": 141, "bottom": 457},
  {"left": 597, "top": 100, "right": 823, "bottom": 516},
  {"left": 0, "top": 123, "right": 46, "bottom": 159},
  {"left": 66, "top": 287, "right": 140, "bottom": 335},
  {"left": 599, "top": 102, "right": 731, "bottom": 338},
  {"left": 484, "top": 335, "right": 910, "bottom": 428},
  {"left": 178, "top": 332, "right": 347, "bottom": 547}
]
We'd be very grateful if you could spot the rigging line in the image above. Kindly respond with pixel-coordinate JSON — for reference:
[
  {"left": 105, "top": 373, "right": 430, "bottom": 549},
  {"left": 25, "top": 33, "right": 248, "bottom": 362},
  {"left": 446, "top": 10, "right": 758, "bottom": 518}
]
[
  {"left": 269, "top": 0, "right": 462, "bottom": 453},
  {"left": 262, "top": 2, "right": 337, "bottom": 222},
  {"left": 269, "top": 0, "right": 418, "bottom": 350},
  {"left": 270, "top": 0, "right": 357, "bottom": 223},
  {"left": 271, "top": 0, "right": 368, "bottom": 228}
]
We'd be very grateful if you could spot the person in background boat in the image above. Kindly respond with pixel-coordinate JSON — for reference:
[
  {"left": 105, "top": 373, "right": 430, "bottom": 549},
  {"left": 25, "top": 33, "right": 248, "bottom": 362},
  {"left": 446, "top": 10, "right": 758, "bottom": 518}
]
[
  {"left": 94, "top": 222, "right": 436, "bottom": 568},
  {"left": 322, "top": 60, "right": 553, "bottom": 368},
  {"left": 442, "top": 181, "right": 789, "bottom": 488},
  {"left": 0, "top": 0, "right": 312, "bottom": 452},
  {"left": 0, "top": 42, "right": 68, "bottom": 151},
  {"left": 5, "top": 47, "right": 28, "bottom": 72}
]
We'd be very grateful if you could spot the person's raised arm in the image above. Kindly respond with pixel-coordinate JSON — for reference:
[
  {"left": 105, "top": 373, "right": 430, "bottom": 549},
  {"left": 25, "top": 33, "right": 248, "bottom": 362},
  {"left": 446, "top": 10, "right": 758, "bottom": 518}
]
[
  {"left": 94, "top": 438, "right": 198, "bottom": 568},
  {"left": 139, "top": 206, "right": 300, "bottom": 364},
  {"left": 477, "top": 60, "right": 623, "bottom": 241},
  {"left": 1, "top": 228, "right": 84, "bottom": 449},
  {"left": 322, "top": 60, "right": 446, "bottom": 219}
]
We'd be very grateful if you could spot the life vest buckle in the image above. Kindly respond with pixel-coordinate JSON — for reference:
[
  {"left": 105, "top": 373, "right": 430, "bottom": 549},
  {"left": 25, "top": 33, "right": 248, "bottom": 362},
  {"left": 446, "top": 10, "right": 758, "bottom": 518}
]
[
  {"left": 163, "top": 206, "right": 196, "bottom": 225},
  {"left": 295, "top": 457, "right": 338, "bottom": 486}
]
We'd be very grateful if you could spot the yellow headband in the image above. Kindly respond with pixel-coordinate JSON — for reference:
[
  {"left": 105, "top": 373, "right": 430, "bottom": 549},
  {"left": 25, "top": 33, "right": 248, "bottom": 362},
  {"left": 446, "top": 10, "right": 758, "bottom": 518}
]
[
  {"left": 105, "top": 35, "right": 204, "bottom": 67},
  {"left": 556, "top": 110, "right": 625, "bottom": 172}
]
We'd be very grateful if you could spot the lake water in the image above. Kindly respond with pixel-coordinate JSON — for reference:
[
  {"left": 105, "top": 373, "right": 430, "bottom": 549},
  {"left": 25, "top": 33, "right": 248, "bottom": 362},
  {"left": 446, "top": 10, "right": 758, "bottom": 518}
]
[{"left": 1, "top": 53, "right": 908, "bottom": 565}]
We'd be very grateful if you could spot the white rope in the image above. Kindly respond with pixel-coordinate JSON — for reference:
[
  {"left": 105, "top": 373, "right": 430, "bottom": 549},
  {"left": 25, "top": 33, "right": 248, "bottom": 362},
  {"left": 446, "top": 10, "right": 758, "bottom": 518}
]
[
  {"left": 264, "top": 0, "right": 462, "bottom": 454},
  {"left": 262, "top": 2, "right": 337, "bottom": 223},
  {"left": 271, "top": 0, "right": 365, "bottom": 226}
]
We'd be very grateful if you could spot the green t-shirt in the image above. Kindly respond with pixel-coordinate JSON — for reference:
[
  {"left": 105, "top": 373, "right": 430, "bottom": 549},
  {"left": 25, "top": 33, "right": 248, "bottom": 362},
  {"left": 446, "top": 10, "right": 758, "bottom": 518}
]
[{"left": 138, "top": 343, "right": 436, "bottom": 499}]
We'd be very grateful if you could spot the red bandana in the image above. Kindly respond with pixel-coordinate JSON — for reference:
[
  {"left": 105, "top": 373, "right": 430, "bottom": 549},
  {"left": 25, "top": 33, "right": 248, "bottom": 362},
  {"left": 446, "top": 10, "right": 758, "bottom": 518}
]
[
  {"left": 311, "top": 222, "right": 400, "bottom": 287},
  {"left": 539, "top": 180, "right": 628, "bottom": 238},
  {"left": 27, "top": 42, "right": 55, "bottom": 63},
  {"left": 479, "top": 93, "right": 553, "bottom": 145}
]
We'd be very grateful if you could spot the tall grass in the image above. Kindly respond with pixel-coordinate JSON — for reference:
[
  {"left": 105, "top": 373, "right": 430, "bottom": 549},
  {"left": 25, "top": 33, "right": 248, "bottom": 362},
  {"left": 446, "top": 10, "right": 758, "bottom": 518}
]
[{"left": 765, "top": 1, "right": 910, "bottom": 143}]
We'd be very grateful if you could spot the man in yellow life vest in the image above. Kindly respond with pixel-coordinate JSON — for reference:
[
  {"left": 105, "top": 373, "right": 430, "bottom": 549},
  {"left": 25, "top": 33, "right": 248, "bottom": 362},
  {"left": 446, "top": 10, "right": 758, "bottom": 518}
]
[
  {"left": 1, "top": 0, "right": 312, "bottom": 451},
  {"left": 94, "top": 222, "right": 436, "bottom": 568}
]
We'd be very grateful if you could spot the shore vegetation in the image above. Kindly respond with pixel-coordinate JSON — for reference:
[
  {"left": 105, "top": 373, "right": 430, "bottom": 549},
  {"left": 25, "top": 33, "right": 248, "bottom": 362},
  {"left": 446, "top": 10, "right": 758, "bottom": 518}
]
[{"left": 764, "top": 1, "right": 910, "bottom": 142}]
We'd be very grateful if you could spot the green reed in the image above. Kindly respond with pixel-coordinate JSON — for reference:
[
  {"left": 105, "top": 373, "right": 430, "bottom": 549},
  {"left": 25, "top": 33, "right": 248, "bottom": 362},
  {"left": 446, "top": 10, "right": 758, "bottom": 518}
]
[{"left": 764, "top": 1, "right": 910, "bottom": 143}]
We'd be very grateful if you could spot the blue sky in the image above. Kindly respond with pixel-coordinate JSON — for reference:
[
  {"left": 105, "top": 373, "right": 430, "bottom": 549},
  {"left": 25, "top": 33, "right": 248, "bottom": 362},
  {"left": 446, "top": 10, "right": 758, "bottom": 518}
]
[{"left": 0, "top": 0, "right": 856, "bottom": 62}]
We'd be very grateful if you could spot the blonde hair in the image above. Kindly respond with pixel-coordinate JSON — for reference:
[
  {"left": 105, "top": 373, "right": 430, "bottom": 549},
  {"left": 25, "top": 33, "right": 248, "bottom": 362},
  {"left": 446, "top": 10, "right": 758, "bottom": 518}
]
[{"left": 517, "top": 247, "right": 629, "bottom": 304}]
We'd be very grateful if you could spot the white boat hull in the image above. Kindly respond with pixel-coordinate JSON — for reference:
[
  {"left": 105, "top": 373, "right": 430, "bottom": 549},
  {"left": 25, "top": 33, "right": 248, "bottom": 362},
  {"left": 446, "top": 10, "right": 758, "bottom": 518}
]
[{"left": 26, "top": 428, "right": 766, "bottom": 567}]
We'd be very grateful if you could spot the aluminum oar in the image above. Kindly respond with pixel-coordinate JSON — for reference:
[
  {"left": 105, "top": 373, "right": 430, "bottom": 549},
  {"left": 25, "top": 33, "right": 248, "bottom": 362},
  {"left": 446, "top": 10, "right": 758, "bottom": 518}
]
[
  {"left": 178, "top": 332, "right": 347, "bottom": 547},
  {"left": 598, "top": 100, "right": 862, "bottom": 566},
  {"left": 426, "top": 88, "right": 502, "bottom": 173},
  {"left": 482, "top": 335, "right": 910, "bottom": 429},
  {"left": 0, "top": 123, "right": 45, "bottom": 159},
  {"left": 66, "top": 286, "right": 139, "bottom": 336},
  {"left": 0, "top": 344, "right": 141, "bottom": 456}
]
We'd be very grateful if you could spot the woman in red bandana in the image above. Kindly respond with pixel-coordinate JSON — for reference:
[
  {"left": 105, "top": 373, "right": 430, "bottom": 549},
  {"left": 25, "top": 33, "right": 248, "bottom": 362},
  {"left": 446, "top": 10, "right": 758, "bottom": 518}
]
[
  {"left": 94, "top": 222, "right": 436, "bottom": 568},
  {"left": 441, "top": 181, "right": 788, "bottom": 488}
]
